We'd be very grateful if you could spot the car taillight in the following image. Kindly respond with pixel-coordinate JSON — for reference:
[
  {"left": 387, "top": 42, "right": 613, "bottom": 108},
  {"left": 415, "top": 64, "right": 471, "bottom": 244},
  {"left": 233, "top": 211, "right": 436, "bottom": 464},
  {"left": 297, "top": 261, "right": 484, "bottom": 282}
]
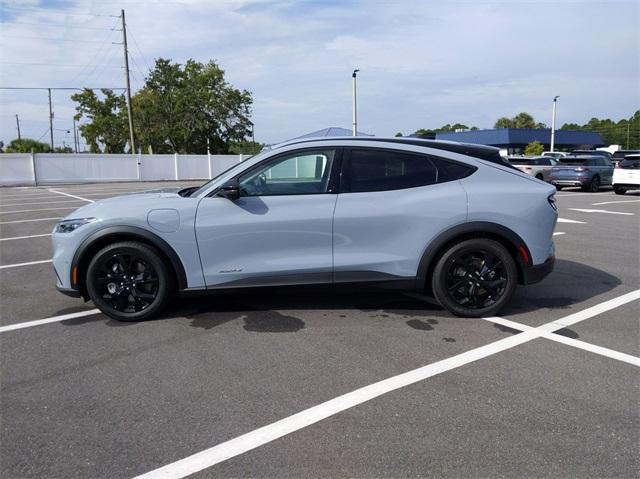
[{"left": 615, "top": 162, "right": 621, "bottom": 168}]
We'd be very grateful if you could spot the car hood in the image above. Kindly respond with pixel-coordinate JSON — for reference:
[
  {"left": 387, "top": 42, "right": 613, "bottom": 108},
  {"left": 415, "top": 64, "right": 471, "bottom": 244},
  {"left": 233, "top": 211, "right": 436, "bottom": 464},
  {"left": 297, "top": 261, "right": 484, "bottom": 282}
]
[{"left": 60, "top": 190, "right": 185, "bottom": 221}]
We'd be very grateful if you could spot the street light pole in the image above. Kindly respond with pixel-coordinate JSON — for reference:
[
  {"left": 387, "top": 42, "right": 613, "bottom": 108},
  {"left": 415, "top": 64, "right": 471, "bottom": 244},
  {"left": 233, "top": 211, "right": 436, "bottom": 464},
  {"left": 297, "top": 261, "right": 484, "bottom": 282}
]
[
  {"left": 48, "top": 88, "right": 54, "bottom": 149},
  {"left": 72, "top": 117, "right": 79, "bottom": 153},
  {"left": 550, "top": 95, "right": 559, "bottom": 152},
  {"left": 352, "top": 69, "right": 359, "bottom": 136},
  {"left": 15, "top": 114, "right": 21, "bottom": 140}
]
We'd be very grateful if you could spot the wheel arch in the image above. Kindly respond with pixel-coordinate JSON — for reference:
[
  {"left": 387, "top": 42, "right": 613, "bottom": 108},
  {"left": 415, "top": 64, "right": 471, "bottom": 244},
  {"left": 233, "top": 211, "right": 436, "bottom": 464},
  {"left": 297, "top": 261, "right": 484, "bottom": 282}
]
[
  {"left": 415, "top": 221, "right": 531, "bottom": 291},
  {"left": 71, "top": 226, "right": 188, "bottom": 299}
]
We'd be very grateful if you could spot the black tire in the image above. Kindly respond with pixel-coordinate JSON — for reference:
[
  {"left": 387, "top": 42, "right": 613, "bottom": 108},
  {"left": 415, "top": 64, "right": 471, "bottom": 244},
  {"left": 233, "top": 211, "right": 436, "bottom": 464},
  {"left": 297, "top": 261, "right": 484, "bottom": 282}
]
[
  {"left": 582, "top": 176, "right": 599, "bottom": 192},
  {"left": 86, "top": 241, "right": 173, "bottom": 321},
  {"left": 614, "top": 187, "right": 626, "bottom": 195},
  {"left": 555, "top": 185, "right": 563, "bottom": 191},
  {"left": 431, "top": 238, "right": 518, "bottom": 318},
  {"left": 535, "top": 173, "right": 544, "bottom": 181}
]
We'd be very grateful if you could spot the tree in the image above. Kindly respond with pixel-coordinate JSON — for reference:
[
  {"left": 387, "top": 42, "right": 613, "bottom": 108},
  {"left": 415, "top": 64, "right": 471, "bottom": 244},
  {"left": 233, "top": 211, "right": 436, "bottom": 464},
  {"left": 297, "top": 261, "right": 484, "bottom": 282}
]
[
  {"left": 133, "top": 58, "right": 253, "bottom": 154},
  {"left": 394, "top": 132, "right": 403, "bottom": 137},
  {"left": 71, "top": 89, "right": 129, "bottom": 153},
  {"left": 228, "top": 140, "right": 264, "bottom": 155},
  {"left": 4, "top": 138, "right": 52, "bottom": 153},
  {"left": 524, "top": 140, "right": 544, "bottom": 156},
  {"left": 560, "top": 110, "right": 640, "bottom": 149},
  {"left": 494, "top": 112, "right": 537, "bottom": 129},
  {"left": 71, "top": 58, "right": 254, "bottom": 154}
]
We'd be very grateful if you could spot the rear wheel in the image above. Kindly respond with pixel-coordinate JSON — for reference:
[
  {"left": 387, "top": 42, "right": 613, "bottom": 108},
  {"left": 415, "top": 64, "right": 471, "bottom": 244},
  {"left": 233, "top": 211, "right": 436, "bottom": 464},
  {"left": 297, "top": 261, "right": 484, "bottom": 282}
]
[
  {"left": 555, "top": 185, "right": 563, "bottom": 191},
  {"left": 431, "top": 238, "right": 518, "bottom": 318},
  {"left": 86, "top": 241, "right": 173, "bottom": 321},
  {"left": 614, "top": 186, "right": 626, "bottom": 195},
  {"left": 582, "top": 176, "right": 599, "bottom": 192}
]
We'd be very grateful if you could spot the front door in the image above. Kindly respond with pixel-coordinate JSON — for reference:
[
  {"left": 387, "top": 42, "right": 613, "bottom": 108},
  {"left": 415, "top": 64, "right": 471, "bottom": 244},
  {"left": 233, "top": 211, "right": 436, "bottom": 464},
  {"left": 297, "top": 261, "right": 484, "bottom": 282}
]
[{"left": 195, "top": 148, "right": 339, "bottom": 287}]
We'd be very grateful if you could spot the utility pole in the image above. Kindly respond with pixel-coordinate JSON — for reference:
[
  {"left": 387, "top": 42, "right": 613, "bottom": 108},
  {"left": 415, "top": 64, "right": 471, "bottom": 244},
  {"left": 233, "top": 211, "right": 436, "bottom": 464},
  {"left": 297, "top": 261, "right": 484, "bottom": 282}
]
[
  {"left": 48, "top": 88, "right": 54, "bottom": 149},
  {"left": 121, "top": 9, "right": 136, "bottom": 154},
  {"left": 352, "top": 69, "right": 359, "bottom": 136},
  {"left": 15, "top": 114, "right": 21, "bottom": 140},
  {"left": 72, "top": 117, "right": 79, "bottom": 153},
  {"left": 627, "top": 122, "right": 630, "bottom": 149},
  {"left": 550, "top": 95, "right": 559, "bottom": 152}
]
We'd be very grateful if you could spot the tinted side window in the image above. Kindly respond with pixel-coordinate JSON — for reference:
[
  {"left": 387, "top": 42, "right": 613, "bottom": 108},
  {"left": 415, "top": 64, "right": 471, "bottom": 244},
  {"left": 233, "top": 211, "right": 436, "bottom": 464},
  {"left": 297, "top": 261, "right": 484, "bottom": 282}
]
[
  {"left": 433, "top": 158, "right": 475, "bottom": 182},
  {"left": 345, "top": 150, "right": 437, "bottom": 192},
  {"left": 239, "top": 149, "right": 335, "bottom": 196}
]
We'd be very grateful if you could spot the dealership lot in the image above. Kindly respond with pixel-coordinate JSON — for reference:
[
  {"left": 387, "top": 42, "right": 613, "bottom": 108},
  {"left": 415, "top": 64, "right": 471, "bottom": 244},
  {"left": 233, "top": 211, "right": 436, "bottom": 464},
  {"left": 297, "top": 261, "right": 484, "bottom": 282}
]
[{"left": 0, "top": 182, "right": 638, "bottom": 478}]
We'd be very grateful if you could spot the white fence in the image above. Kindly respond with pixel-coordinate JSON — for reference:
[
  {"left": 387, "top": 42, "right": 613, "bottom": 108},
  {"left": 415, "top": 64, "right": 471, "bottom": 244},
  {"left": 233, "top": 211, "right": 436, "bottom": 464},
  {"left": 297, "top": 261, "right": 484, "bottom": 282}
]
[{"left": 0, "top": 153, "right": 246, "bottom": 186}]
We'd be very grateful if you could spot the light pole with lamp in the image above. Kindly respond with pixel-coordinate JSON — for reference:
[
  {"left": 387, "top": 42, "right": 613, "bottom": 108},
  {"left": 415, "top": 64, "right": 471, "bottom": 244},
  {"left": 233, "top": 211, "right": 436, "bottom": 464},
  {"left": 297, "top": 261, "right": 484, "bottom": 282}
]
[
  {"left": 352, "top": 69, "right": 359, "bottom": 136},
  {"left": 550, "top": 96, "right": 559, "bottom": 152}
]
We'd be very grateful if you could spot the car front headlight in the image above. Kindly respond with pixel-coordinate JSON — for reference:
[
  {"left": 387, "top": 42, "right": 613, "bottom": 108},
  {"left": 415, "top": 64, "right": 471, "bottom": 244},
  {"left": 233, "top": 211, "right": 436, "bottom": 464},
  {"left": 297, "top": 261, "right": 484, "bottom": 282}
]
[{"left": 55, "top": 217, "right": 97, "bottom": 233}]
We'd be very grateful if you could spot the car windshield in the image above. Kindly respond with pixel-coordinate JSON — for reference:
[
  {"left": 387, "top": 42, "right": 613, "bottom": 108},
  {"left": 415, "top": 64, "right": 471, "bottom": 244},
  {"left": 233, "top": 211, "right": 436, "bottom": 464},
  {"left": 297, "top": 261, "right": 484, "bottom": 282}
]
[
  {"left": 186, "top": 152, "right": 267, "bottom": 197},
  {"left": 620, "top": 157, "right": 640, "bottom": 169},
  {"left": 510, "top": 159, "right": 537, "bottom": 165}
]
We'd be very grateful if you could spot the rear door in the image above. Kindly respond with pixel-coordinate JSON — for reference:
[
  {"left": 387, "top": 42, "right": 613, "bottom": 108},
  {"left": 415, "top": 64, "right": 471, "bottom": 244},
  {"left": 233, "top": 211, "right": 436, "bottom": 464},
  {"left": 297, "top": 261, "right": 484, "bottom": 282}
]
[
  {"left": 195, "top": 148, "right": 339, "bottom": 287},
  {"left": 332, "top": 148, "right": 470, "bottom": 283}
]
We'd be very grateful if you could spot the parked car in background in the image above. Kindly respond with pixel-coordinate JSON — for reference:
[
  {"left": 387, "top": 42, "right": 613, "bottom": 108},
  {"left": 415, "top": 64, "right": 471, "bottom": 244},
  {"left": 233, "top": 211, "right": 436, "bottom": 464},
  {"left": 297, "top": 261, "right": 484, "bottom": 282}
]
[
  {"left": 571, "top": 149, "right": 614, "bottom": 163},
  {"left": 613, "top": 154, "right": 640, "bottom": 195},
  {"left": 51, "top": 137, "right": 557, "bottom": 321},
  {"left": 542, "top": 151, "right": 568, "bottom": 159},
  {"left": 612, "top": 149, "right": 640, "bottom": 167},
  {"left": 509, "top": 156, "right": 557, "bottom": 181},
  {"left": 549, "top": 155, "right": 614, "bottom": 192}
]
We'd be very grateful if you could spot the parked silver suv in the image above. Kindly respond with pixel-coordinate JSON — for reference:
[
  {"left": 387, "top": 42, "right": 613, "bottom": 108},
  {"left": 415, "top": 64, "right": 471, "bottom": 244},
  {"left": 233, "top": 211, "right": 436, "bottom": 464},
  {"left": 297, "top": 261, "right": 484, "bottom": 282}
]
[{"left": 53, "top": 138, "right": 557, "bottom": 321}]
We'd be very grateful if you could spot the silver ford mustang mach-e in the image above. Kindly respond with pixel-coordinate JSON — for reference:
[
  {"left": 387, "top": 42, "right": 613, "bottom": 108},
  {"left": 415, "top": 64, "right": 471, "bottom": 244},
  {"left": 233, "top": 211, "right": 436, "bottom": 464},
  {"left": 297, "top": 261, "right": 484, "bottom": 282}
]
[{"left": 53, "top": 137, "right": 557, "bottom": 321}]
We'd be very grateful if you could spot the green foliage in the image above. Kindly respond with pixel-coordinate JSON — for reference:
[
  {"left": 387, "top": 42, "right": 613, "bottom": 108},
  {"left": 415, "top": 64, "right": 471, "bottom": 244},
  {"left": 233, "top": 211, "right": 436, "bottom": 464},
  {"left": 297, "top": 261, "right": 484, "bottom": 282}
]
[
  {"left": 71, "top": 89, "right": 129, "bottom": 153},
  {"left": 5, "top": 138, "right": 52, "bottom": 153},
  {"left": 134, "top": 58, "right": 253, "bottom": 154},
  {"left": 54, "top": 145, "right": 74, "bottom": 153},
  {"left": 524, "top": 140, "right": 544, "bottom": 156},
  {"left": 410, "top": 123, "right": 477, "bottom": 138},
  {"left": 494, "top": 112, "right": 537, "bottom": 129},
  {"left": 394, "top": 132, "right": 403, "bottom": 137},
  {"left": 560, "top": 110, "right": 640, "bottom": 149},
  {"left": 71, "top": 58, "right": 254, "bottom": 154},
  {"left": 227, "top": 140, "right": 264, "bottom": 155}
]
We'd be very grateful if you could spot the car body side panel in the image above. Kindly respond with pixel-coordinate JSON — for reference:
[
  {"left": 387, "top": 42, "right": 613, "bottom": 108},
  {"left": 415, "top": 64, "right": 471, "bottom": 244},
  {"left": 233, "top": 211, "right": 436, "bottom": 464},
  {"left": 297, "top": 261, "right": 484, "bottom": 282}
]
[
  {"left": 195, "top": 195, "right": 337, "bottom": 287},
  {"left": 332, "top": 181, "right": 468, "bottom": 279},
  {"left": 461, "top": 166, "right": 557, "bottom": 265},
  {"left": 52, "top": 193, "right": 205, "bottom": 290}
]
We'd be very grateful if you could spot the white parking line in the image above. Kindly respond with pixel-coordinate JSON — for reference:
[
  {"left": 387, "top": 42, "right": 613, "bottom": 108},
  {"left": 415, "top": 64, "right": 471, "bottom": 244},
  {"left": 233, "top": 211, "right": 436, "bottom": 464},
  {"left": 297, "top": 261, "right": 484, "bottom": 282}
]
[
  {"left": 569, "top": 208, "right": 634, "bottom": 216},
  {"left": 0, "top": 217, "right": 61, "bottom": 225},
  {"left": 0, "top": 259, "right": 52, "bottom": 270},
  {"left": 592, "top": 199, "right": 640, "bottom": 206},
  {"left": 0, "top": 233, "right": 51, "bottom": 242},
  {"left": 0, "top": 198, "right": 86, "bottom": 206},
  {"left": 0, "top": 309, "right": 101, "bottom": 333},
  {"left": 48, "top": 189, "right": 95, "bottom": 203},
  {"left": 557, "top": 218, "right": 586, "bottom": 224},
  {"left": 133, "top": 289, "right": 640, "bottom": 479},
  {"left": 553, "top": 232, "right": 565, "bottom": 236},
  {"left": 0, "top": 206, "right": 79, "bottom": 214}
]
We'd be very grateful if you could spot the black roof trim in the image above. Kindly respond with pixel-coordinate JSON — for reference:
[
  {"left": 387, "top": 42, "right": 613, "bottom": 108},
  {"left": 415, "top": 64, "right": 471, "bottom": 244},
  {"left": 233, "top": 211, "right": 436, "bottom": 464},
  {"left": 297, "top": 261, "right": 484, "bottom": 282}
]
[{"left": 283, "top": 137, "right": 515, "bottom": 168}]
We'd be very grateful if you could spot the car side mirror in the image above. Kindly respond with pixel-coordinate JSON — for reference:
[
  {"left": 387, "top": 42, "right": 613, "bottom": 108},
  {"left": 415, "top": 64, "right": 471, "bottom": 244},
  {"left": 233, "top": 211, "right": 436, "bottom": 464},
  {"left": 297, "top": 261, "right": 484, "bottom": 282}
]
[{"left": 216, "top": 179, "right": 240, "bottom": 201}]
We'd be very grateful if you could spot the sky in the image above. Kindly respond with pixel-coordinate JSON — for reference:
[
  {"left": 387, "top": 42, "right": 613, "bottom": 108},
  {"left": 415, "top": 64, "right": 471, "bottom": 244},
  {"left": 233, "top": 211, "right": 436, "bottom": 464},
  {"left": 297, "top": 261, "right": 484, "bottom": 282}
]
[{"left": 0, "top": 0, "right": 638, "bottom": 149}]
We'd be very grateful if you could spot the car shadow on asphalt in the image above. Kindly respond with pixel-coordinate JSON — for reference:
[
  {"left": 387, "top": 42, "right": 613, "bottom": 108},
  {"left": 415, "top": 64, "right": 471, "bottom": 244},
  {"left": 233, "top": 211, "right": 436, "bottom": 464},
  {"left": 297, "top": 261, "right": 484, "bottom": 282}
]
[{"left": 57, "top": 259, "right": 620, "bottom": 334}]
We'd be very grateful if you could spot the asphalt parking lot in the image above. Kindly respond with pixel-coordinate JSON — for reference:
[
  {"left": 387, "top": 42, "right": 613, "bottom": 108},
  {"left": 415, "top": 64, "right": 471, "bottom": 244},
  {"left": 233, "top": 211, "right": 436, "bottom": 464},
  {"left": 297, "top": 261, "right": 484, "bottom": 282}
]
[{"left": 0, "top": 181, "right": 638, "bottom": 478}]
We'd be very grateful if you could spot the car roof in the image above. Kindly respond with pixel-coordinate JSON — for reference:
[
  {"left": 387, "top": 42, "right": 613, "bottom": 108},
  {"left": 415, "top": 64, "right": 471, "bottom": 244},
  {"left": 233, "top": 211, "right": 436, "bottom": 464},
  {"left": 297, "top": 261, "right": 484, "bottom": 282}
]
[{"left": 272, "top": 136, "right": 507, "bottom": 164}]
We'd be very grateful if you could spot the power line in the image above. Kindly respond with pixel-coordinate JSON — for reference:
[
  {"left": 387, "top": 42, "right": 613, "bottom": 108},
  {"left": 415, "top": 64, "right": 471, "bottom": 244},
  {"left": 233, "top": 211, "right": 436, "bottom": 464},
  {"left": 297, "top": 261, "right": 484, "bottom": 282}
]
[
  {"left": 0, "top": 35, "right": 115, "bottom": 44},
  {"left": 1, "top": 62, "right": 122, "bottom": 68},
  {"left": 6, "top": 21, "right": 116, "bottom": 30}
]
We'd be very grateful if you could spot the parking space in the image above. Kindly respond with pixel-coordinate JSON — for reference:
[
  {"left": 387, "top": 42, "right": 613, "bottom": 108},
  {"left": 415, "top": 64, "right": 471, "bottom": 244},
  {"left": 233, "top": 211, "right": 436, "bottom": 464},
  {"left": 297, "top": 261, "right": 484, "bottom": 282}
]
[{"left": 0, "top": 183, "right": 638, "bottom": 478}]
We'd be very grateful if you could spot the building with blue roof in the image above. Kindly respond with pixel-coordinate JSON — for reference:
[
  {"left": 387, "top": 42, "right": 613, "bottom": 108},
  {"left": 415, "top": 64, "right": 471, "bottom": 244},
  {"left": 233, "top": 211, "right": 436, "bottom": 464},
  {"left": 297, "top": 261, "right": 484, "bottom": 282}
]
[{"left": 435, "top": 128, "right": 604, "bottom": 154}]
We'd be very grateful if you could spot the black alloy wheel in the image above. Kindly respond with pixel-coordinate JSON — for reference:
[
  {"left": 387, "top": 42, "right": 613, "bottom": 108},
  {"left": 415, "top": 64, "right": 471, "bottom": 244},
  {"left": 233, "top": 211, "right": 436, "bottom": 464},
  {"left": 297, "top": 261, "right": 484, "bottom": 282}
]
[
  {"left": 86, "top": 241, "right": 172, "bottom": 321},
  {"left": 432, "top": 238, "right": 517, "bottom": 317},
  {"left": 584, "top": 176, "right": 600, "bottom": 192}
]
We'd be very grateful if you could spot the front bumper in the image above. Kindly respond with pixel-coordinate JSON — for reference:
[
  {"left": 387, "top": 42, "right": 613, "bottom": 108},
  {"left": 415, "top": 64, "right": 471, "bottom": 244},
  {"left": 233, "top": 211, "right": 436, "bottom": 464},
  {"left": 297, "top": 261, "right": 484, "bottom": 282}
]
[
  {"left": 522, "top": 255, "right": 555, "bottom": 284},
  {"left": 56, "top": 285, "right": 81, "bottom": 298}
]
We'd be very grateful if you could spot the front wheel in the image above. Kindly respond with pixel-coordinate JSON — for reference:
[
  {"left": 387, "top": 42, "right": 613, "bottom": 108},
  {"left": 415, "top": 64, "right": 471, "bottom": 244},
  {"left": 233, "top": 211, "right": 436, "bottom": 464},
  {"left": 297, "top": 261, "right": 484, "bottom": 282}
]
[
  {"left": 431, "top": 238, "right": 518, "bottom": 318},
  {"left": 614, "top": 186, "right": 626, "bottom": 195},
  {"left": 86, "top": 241, "right": 173, "bottom": 321}
]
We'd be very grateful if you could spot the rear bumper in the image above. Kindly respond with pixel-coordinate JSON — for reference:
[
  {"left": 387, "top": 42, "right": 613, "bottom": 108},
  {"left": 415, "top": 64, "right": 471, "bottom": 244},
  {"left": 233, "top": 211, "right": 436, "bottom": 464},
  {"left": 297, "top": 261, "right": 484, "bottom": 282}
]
[
  {"left": 613, "top": 183, "right": 640, "bottom": 189},
  {"left": 522, "top": 255, "right": 555, "bottom": 285},
  {"left": 550, "top": 179, "right": 588, "bottom": 186}
]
